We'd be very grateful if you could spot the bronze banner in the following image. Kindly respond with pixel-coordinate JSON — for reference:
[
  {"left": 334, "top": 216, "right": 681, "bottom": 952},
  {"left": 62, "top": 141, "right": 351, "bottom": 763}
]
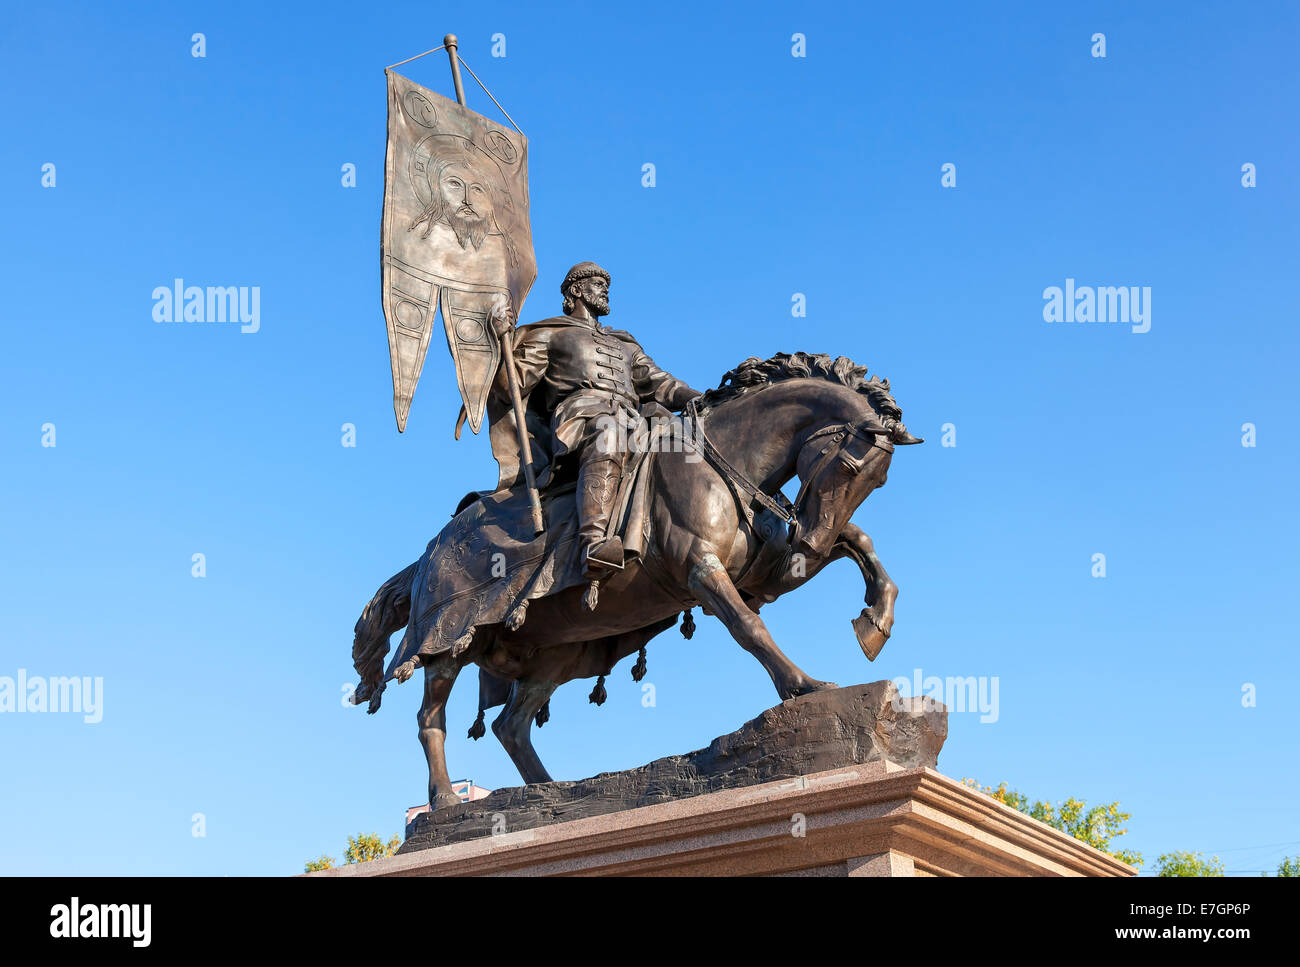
[{"left": 381, "top": 69, "right": 535, "bottom": 432}]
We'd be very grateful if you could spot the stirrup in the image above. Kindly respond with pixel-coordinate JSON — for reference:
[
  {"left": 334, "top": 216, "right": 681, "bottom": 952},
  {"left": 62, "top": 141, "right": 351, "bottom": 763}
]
[{"left": 582, "top": 537, "right": 624, "bottom": 578}]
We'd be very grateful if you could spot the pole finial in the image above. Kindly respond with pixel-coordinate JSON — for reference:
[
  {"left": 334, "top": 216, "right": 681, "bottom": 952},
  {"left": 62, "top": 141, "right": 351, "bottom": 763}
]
[{"left": 444, "top": 34, "right": 458, "bottom": 50}]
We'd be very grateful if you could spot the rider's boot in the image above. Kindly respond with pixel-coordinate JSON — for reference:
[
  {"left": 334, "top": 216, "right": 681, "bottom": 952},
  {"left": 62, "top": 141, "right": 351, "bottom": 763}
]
[{"left": 577, "top": 452, "right": 626, "bottom": 582}]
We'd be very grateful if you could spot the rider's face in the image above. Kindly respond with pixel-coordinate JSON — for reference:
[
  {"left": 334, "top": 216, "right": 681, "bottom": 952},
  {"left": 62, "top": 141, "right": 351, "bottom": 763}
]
[{"left": 582, "top": 277, "right": 610, "bottom": 316}]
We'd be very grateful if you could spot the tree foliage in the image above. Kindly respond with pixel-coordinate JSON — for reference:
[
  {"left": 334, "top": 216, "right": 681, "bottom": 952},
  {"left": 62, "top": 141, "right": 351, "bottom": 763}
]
[
  {"left": 344, "top": 832, "right": 401, "bottom": 865},
  {"left": 303, "top": 831, "right": 401, "bottom": 873},
  {"left": 1155, "top": 850, "right": 1225, "bottom": 877},
  {"left": 1273, "top": 855, "right": 1299, "bottom": 877},
  {"left": 962, "top": 779, "right": 1142, "bottom": 868}
]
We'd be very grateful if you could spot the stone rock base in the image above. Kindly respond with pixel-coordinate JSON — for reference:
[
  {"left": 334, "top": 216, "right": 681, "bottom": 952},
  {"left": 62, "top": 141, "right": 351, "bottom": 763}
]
[{"left": 401, "top": 680, "right": 946, "bottom": 853}]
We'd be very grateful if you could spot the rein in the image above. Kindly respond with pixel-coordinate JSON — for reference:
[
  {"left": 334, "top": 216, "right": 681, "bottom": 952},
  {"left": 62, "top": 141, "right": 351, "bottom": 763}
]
[{"left": 682, "top": 397, "right": 894, "bottom": 533}]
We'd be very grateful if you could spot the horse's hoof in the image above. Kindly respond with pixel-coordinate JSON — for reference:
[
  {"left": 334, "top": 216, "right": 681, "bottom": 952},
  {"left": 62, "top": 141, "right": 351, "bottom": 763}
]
[
  {"left": 784, "top": 678, "right": 837, "bottom": 700},
  {"left": 432, "top": 792, "right": 463, "bottom": 812},
  {"left": 853, "top": 609, "right": 890, "bottom": 661}
]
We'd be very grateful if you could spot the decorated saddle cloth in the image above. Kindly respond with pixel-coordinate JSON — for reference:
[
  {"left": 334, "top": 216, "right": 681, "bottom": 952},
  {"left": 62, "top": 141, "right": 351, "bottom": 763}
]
[{"left": 382, "top": 427, "right": 663, "bottom": 680}]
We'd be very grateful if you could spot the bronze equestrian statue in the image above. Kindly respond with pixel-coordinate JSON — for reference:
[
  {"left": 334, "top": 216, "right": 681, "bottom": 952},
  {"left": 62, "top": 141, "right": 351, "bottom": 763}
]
[{"left": 352, "top": 262, "right": 922, "bottom": 811}]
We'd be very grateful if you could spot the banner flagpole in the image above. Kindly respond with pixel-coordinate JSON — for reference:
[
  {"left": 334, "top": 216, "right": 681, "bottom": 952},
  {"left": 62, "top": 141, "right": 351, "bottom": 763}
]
[{"left": 443, "top": 33, "right": 544, "bottom": 536}]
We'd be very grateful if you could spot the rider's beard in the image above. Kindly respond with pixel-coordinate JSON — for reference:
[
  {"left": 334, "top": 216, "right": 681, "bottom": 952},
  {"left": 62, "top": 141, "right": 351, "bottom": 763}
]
[
  {"left": 589, "top": 295, "right": 610, "bottom": 316},
  {"left": 446, "top": 208, "right": 490, "bottom": 250}
]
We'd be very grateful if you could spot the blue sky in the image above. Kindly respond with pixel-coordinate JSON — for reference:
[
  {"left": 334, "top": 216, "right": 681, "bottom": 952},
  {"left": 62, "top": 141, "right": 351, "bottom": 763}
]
[{"left": 1, "top": 0, "right": 1296, "bottom": 875}]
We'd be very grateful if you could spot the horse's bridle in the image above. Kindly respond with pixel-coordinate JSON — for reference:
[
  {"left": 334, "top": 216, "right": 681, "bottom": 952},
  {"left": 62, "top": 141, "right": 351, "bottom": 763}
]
[{"left": 682, "top": 396, "right": 895, "bottom": 534}]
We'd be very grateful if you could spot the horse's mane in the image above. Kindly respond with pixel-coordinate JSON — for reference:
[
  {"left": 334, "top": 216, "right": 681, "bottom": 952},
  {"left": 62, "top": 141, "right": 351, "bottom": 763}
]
[{"left": 697, "top": 352, "right": 902, "bottom": 419}]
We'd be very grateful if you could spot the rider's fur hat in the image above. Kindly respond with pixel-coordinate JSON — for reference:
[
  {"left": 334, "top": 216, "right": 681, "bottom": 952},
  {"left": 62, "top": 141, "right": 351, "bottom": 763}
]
[{"left": 561, "top": 261, "right": 610, "bottom": 294}]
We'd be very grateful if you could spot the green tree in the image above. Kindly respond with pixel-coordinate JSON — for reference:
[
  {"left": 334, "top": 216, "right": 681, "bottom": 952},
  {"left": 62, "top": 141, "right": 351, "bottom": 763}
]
[
  {"left": 344, "top": 832, "right": 401, "bottom": 864},
  {"left": 1155, "top": 850, "right": 1224, "bottom": 877},
  {"left": 961, "top": 779, "right": 1142, "bottom": 867},
  {"left": 1275, "top": 855, "right": 1299, "bottom": 877},
  {"left": 303, "top": 831, "right": 401, "bottom": 872}
]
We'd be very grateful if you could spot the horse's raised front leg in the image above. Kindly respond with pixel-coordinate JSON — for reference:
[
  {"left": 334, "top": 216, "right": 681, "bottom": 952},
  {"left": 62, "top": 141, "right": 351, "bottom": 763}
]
[
  {"left": 492, "top": 677, "right": 558, "bottom": 785},
  {"left": 688, "top": 552, "right": 836, "bottom": 701},
  {"left": 834, "top": 523, "right": 898, "bottom": 660},
  {"left": 418, "top": 656, "right": 463, "bottom": 811}
]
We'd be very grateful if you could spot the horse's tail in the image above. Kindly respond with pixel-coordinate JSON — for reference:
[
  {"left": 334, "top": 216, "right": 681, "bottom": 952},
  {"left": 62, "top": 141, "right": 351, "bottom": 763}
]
[{"left": 351, "top": 560, "right": 418, "bottom": 714}]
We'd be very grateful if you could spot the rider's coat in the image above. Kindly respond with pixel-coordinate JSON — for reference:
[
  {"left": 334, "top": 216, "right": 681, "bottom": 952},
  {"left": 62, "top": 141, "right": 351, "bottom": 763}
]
[{"left": 487, "top": 315, "right": 698, "bottom": 487}]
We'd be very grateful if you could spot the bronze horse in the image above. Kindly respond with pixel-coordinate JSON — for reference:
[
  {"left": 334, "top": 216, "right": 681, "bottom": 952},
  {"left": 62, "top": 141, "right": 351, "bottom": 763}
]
[{"left": 352, "top": 352, "right": 921, "bottom": 810}]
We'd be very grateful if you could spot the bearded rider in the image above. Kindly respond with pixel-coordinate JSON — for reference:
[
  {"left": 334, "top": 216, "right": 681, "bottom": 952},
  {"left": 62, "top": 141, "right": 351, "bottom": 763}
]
[{"left": 488, "top": 261, "right": 701, "bottom": 592}]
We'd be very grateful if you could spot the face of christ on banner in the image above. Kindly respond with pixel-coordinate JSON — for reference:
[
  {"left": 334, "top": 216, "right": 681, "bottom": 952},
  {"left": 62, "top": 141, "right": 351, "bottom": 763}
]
[
  {"left": 435, "top": 162, "right": 495, "bottom": 249},
  {"left": 407, "top": 136, "right": 520, "bottom": 280}
]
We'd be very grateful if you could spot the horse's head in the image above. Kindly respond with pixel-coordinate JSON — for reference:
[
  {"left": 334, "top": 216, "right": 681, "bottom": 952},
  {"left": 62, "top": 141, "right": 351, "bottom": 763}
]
[
  {"left": 791, "top": 378, "right": 922, "bottom": 558},
  {"left": 694, "top": 353, "right": 921, "bottom": 558}
]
